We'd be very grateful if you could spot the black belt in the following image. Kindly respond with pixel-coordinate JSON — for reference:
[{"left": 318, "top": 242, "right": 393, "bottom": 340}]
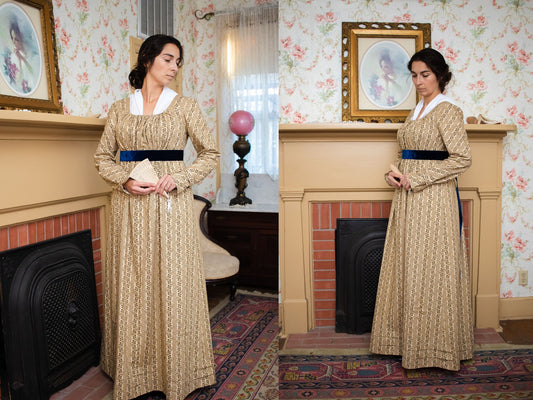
[
  {"left": 402, "top": 149, "right": 462, "bottom": 235},
  {"left": 402, "top": 150, "right": 449, "bottom": 160},
  {"left": 120, "top": 150, "right": 184, "bottom": 162}
]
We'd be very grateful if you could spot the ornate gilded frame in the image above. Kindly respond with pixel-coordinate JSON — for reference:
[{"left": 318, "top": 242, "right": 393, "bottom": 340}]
[
  {"left": 342, "top": 22, "right": 431, "bottom": 122},
  {"left": 0, "top": 0, "right": 62, "bottom": 113}
]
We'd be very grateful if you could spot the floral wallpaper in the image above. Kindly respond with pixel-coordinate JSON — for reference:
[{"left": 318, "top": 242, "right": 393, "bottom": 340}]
[{"left": 279, "top": 0, "right": 533, "bottom": 299}]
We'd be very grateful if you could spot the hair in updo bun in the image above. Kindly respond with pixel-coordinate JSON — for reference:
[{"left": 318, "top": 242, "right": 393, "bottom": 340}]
[
  {"left": 128, "top": 34, "right": 184, "bottom": 90},
  {"left": 408, "top": 48, "right": 452, "bottom": 93}
]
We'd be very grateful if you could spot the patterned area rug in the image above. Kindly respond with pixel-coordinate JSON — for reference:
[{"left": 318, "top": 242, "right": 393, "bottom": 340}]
[
  {"left": 279, "top": 349, "right": 533, "bottom": 399},
  {"left": 186, "top": 293, "right": 279, "bottom": 400}
]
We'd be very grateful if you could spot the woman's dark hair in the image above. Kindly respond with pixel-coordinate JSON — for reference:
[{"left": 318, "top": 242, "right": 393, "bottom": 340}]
[
  {"left": 129, "top": 34, "right": 183, "bottom": 89},
  {"left": 408, "top": 48, "right": 452, "bottom": 92}
]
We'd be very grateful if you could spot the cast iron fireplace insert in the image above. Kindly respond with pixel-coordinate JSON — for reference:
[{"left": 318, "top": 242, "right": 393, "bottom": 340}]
[
  {"left": 335, "top": 218, "right": 388, "bottom": 334},
  {"left": 0, "top": 229, "right": 101, "bottom": 400}
]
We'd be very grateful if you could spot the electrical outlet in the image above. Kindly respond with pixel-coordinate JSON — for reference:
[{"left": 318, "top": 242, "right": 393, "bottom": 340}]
[{"left": 518, "top": 270, "right": 528, "bottom": 286}]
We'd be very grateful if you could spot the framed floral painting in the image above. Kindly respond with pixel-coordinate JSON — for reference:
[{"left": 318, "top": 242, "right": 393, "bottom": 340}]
[
  {"left": 0, "top": 0, "right": 62, "bottom": 113},
  {"left": 342, "top": 22, "right": 431, "bottom": 122}
]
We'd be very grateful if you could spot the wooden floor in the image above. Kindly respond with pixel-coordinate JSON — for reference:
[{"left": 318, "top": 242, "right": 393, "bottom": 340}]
[{"left": 499, "top": 319, "right": 533, "bottom": 345}]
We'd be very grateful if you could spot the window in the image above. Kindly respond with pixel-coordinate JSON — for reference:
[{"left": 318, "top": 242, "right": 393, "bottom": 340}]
[{"left": 215, "top": 5, "right": 279, "bottom": 180}]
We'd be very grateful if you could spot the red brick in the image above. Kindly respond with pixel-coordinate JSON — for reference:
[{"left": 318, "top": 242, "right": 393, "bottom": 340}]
[
  {"left": 94, "top": 271, "right": 102, "bottom": 285},
  {"left": 36, "top": 220, "right": 45, "bottom": 242},
  {"left": 313, "top": 230, "right": 334, "bottom": 241},
  {"left": 331, "top": 203, "right": 340, "bottom": 227},
  {"left": 351, "top": 202, "right": 361, "bottom": 218},
  {"left": 313, "top": 260, "right": 335, "bottom": 270},
  {"left": 45, "top": 218, "right": 54, "bottom": 240},
  {"left": 0, "top": 228, "right": 8, "bottom": 251},
  {"left": 314, "top": 290, "right": 335, "bottom": 300},
  {"left": 314, "top": 280, "right": 335, "bottom": 290},
  {"left": 341, "top": 202, "right": 351, "bottom": 218},
  {"left": 462, "top": 200, "right": 470, "bottom": 228},
  {"left": 313, "top": 250, "right": 335, "bottom": 260},
  {"left": 28, "top": 222, "right": 37, "bottom": 245},
  {"left": 372, "top": 202, "right": 382, "bottom": 218},
  {"left": 54, "top": 216, "right": 62, "bottom": 238},
  {"left": 319, "top": 203, "right": 330, "bottom": 229},
  {"left": 314, "top": 299, "right": 335, "bottom": 310},
  {"left": 17, "top": 225, "right": 28, "bottom": 247},
  {"left": 383, "top": 201, "right": 391, "bottom": 218},
  {"left": 315, "top": 319, "right": 335, "bottom": 327},
  {"left": 62, "top": 385, "right": 93, "bottom": 400},
  {"left": 76, "top": 213, "right": 83, "bottom": 232},
  {"left": 314, "top": 270, "right": 335, "bottom": 280},
  {"left": 361, "top": 202, "right": 371, "bottom": 218},
  {"left": 312, "top": 203, "right": 320, "bottom": 229},
  {"left": 85, "top": 381, "right": 113, "bottom": 400},
  {"left": 313, "top": 240, "right": 334, "bottom": 251},
  {"left": 315, "top": 309, "right": 335, "bottom": 319}
]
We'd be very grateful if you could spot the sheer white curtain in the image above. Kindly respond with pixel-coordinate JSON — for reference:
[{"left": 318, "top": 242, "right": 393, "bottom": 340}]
[{"left": 215, "top": 5, "right": 279, "bottom": 181}]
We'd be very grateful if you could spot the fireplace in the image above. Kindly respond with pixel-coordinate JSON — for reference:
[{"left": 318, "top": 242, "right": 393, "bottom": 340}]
[
  {"left": 0, "top": 230, "right": 101, "bottom": 400},
  {"left": 335, "top": 218, "right": 388, "bottom": 334}
]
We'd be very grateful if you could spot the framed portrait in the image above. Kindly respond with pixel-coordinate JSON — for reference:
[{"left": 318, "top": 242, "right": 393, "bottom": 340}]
[
  {"left": 342, "top": 22, "right": 431, "bottom": 122},
  {"left": 0, "top": 0, "right": 62, "bottom": 113}
]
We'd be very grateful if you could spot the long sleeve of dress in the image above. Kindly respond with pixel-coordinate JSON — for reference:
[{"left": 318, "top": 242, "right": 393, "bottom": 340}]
[
  {"left": 94, "top": 103, "right": 131, "bottom": 191},
  {"left": 408, "top": 103, "right": 472, "bottom": 192},
  {"left": 171, "top": 98, "right": 220, "bottom": 193}
]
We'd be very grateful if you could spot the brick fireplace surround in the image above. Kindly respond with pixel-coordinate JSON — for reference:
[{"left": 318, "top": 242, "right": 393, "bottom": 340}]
[
  {"left": 0, "top": 110, "right": 109, "bottom": 328},
  {"left": 311, "top": 200, "right": 470, "bottom": 328},
  {"left": 279, "top": 122, "right": 522, "bottom": 338}
]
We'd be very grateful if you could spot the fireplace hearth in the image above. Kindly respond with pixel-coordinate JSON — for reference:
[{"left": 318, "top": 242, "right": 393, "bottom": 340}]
[
  {"left": 335, "top": 218, "right": 388, "bottom": 334},
  {"left": 0, "top": 230, "right": 100, "bottom": 400}
]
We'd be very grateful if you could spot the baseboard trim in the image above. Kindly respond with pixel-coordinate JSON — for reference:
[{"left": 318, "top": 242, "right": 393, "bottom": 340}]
[{"left": 499, "top": 296, "right": 533, "bottom": 320}]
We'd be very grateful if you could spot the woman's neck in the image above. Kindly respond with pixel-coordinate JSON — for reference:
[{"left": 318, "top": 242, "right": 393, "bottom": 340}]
[{"left": 140, "top": 81, "right": 164, "bottom": 115}]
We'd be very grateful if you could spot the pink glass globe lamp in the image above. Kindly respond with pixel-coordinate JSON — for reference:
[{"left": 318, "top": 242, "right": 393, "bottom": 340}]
[{"left": 229, "top": 110, "right": 254, "bottom": 206}]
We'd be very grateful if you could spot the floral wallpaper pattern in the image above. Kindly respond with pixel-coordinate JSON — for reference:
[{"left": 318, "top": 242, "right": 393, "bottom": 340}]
[
  {"left": 279, "top": 0, "right": 533, "bottom": 299},
  {"left": 52, "top": 0, "right": 532, "bottom": 298}
]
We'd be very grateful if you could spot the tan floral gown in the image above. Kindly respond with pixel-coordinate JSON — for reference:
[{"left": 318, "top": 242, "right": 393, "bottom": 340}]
[
  {"left": 94, "top": 95, "right": 219, "bottom": 399},
  {"left": 369, "top": 102, "right": 474, "bottom": 371}
]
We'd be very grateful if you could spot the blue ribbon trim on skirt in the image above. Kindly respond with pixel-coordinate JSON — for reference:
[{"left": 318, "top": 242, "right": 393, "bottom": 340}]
[
  {"left": 120, "top": 150, "right": 184, "bottom": 162},
  {"left": 401, "top": 149, "right": 462, "bottom": 234}
]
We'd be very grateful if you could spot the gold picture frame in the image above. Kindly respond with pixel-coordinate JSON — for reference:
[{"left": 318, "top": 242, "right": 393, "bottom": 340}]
[
  {"left": 0, "top": 0, "right": 62, "bottom": 113},
  {"left": 342, "top": 22, "right": 431, "bottom": 122}
]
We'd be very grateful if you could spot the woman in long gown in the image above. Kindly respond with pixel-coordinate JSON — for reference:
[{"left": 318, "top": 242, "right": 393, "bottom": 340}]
[
  {"left": 94, "top": 35, "right": 218, "bottom": 400},
  {"left": 369, "top": 48, "right": 473, "bottom": 371}
]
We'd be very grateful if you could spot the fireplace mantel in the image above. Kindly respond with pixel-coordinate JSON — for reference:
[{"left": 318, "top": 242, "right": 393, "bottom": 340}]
[
  {"left": 0, "top": 110, "right": 108, "bottom": 227},
  {"left": 279, "top": 122, "right": 517, "bottom": 336}
]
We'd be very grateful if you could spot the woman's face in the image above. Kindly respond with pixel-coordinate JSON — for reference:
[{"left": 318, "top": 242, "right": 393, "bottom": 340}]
[
  {"left": 410, "top": 60, "right": 441, "bottom": 101},
  {"left": 146, "top": 43, "right": 181, "bottom": 87},
  {"left": 10, "top": 29, "right": 23, "bottom": 51}
]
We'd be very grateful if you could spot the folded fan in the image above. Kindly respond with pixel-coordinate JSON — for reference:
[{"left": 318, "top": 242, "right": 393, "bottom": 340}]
[{"left": 129, "top": 158, "right": 168, "bottom": 198}]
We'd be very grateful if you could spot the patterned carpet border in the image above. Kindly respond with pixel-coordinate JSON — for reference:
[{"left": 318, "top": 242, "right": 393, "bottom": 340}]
[
  {"left": 187, "top": 293, "right": 279, "bottom": 400},
  {"left": 279, "top": 350, "right": 533, "bottom": 400}
]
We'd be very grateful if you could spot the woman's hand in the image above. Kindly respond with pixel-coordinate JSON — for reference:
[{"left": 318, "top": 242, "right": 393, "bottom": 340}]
[
  {"left": 400, "top": 173, "right": 411, "bottom": 191},
  {"left": 387, "top": 170, "right": 402, "bottom": 188},
  {"left": 123, "top": 179, "right": 155, "bottom": 195},
  {"left": 388, "top": 164, "right": 411, "bottom": 191},
  {"left": 155, "top": 174, "right": 177, "bottom": 197}
]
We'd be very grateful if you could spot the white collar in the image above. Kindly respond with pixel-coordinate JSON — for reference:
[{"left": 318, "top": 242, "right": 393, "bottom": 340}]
[
  {"left": 411, "top": 93, "right": 457, "bottom": 120},
  {"left": 129, "top": 86, "right": 178, "bottom": 115}
]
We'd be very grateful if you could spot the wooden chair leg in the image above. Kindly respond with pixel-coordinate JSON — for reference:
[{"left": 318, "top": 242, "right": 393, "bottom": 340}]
[{"left": 230, "top": 281, "right": 237, "bottom": 301}]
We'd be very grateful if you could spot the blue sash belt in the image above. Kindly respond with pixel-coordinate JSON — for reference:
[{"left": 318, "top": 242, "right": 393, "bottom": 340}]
[
  {"left": 402, "top": 149, "right": 449, "bottom": 160},
  {"left": 120, "top": 150, "right": 184, "bottom": 162},
  {"left": 401, "top": 149, "right": 463, "bottom": 234}
]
